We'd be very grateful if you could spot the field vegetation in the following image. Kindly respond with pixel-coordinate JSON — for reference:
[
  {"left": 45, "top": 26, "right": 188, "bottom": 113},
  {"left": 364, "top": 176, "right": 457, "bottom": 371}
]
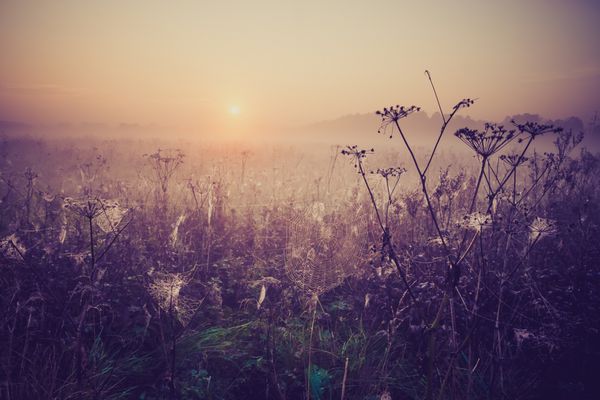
[{"left": 1, "top": 96, "right": 599, "bottom": 399}]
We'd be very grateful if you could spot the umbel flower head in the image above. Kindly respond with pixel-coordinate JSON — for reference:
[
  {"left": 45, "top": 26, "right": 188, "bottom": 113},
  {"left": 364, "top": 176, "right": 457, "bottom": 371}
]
[
  {"left": 63, "top": 197, "right": 104, "bottom": 219},
  {"left": 373, "top": 166, "right": 406, "bottom": 178},
  {"left": 376, "top": 105, "right": 420, "bottom": 137},
  {"left": 63, "top": 197, "right": 129, "bottom": 233},
  {"left": 452, "top": 98, "right": 476, "bottom": 111},
  {"left": 341, "top": 145, "right": 375, "bottom": 170},
  {"left": 512, "top": 120, "right": 562, "bottom": 140},
  {"left": 500, "top": 153, "right": 529, "bottom": 168},
  {"left": 455, "top": 123, "right": 516, "bottom": 158}
]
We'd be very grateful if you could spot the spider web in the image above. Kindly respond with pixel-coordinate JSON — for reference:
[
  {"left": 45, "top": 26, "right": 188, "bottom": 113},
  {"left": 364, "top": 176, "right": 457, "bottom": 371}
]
[{"left": 285, "top": 203, "right": 364, "bottom": 297}]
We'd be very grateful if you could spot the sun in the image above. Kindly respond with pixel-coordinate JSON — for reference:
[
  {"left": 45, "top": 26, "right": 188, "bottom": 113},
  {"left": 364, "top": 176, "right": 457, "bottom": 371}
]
[{"left": 229, "top": 105, "right": 241, "bottom": 116}]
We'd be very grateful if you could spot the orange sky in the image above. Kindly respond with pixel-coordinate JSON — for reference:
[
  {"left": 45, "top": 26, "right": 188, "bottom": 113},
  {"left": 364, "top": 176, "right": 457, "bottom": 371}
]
[{"left": 1, "top": 0, "right": 599, "bottom": 136}]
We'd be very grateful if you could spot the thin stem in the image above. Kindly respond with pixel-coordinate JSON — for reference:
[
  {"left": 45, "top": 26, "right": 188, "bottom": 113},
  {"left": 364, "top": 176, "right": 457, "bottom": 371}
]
[
  {"left": 96, "top": 217, "right": 133, "bottom": 263},
  {"left": 357, "top": 161, "right": 385, "bottom": 232},
  {"left": 487, "top": 135, "right": 534, "bottom": 213},
  {"left": 426, "top": 70, "right": 446, "bottom": 125},
  {"left": 88, "top": 216, "right": 95, "bottom": 279},
  {"left": 469, "top": 159, "right": 486, "bottom": 213},
  {"left": 393, "top": 120, "right": 454, "bottom": 264},
  {"left": 341, "top": 357, "right": 349, "bottom": 400},
  {"left": 423, "top": 103, "right": 466, "bottom": 176},
  {"left": 357, "top": 158, "right": 416, "bottom": 302},
  {"left": 306, "top": 305, "right": 317, "bottom": 400}
]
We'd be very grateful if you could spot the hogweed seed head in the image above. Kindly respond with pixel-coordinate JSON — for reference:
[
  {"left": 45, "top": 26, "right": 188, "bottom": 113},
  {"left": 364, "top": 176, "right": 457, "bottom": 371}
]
[
  {"left": 452, "top": 98, "right": 476, "bottom": 111},
  {"left": 63, "top": 197, "right": 103, "bottom": 219},
  {"left": 376, "top": 105, "right": 420, "bottom": 136},
  {"left": 373, "top": 166, "right": 406, "bottom": 178},
  {"left": 455, "top": 123, "right": 516, "bottom": 158},
  {"left": 512, "top": 120, "right": 562, "bottom": 139},
  {"left": 500, "top": 153, "right": 529, "bottom": 168},
  {"left": 341, "top": 146, "right": 375, "bottom": 171}
]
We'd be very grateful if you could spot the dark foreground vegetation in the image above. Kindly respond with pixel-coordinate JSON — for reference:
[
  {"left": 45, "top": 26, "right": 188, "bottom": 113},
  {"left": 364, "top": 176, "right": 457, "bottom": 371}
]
[{"left": 1, "top": 99, "right": 600, "bottom": 399}]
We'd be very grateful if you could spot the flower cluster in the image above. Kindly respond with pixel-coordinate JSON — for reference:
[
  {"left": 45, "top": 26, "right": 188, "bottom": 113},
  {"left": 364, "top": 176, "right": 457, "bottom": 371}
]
[
  {"left": 500, "top": 153, "right": 529, "bottom": 168},
  {"left": 341, "top": 146, "right": 375, "bottom": 169},
  {"left": 376, "top": 105, "right": 420, "bottom": 136},
  {"left": 373, "top": 166, "right": 406, "bottom": 178},
  {"left": 452, "top": 98, "right": 476, "bottom": 112},
  {"left": 512, "top": 120, "right": 562, "bottom": 139},
  {"left": 63, "top": 197, "right": 129, "bottom": 233},
  {"left": 63, "top": 197, "right": 104, "bottom": 219},
  {"left": 455, "top": 123, "right": 516, "bottom": 158}
]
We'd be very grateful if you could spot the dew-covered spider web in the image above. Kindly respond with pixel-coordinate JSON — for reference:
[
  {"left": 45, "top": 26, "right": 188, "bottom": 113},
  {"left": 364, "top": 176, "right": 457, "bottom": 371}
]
[{"left": 285, "top": 202, "right": 365, "bottom": 297}]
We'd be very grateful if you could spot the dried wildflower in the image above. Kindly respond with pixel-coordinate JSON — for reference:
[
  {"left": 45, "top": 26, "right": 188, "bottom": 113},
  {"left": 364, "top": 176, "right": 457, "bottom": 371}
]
[
  {"left": 341, "top": 145, "right": 374, "bottom": 159},
  {"left": 529, "top": 217, "right": 557, "bottom": 242},
  {"left": 63, "top": 197, "right": 103, "bottom": 219},
  {"left": 455, "top": 123, "right": 516, "bottom": 158},
  {"left": 144, "top": 148, "right": 185, "bottom": 194},
  {"left": 452, "top": 98, "right": 475, "bottom": 111},
  {"left": 64, "top": 196, "right": 128, "bottom": 233},
  {"left": 373, "top": 166, "right": 406, "bottom": 178},
  {"left": 500, "top": 153, "right": 528, "bottom": 168},
  {"left": 376, "top": 105, "right": 420, "bottom": 137},
  {"left": 461, "top": 212, "right": 492, "bottom": 232},
  {"left": 512, "top": 120, "right": 562, "bottom": 139},
  {"left": 341, "top": 145, "right": 375, "bottom": 170},
  {"left": 433, "top": 168, "right": 466, "bottom": 200}
]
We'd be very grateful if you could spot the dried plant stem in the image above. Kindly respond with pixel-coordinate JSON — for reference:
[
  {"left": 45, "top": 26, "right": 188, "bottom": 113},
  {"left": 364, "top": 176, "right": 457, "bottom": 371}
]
[
  {"left": 485, "top": 136, "right": 534, "bottom": 213},
  {"left": 469, "top": 159, "right": 486, "bottom": 213},
  {"left": 356, "top": 160, "right": 416, "bottom": 302},
  {"left": 88, "top": 216, "right": 95, "bottom": 278},
  {"left": 341, "top": 357, "right": 349, "bottom": 400},
  {"left": 169, "top": 290, "right": 177, "bottom": 397},
  {"left": 306, "top": 305, "right": 317, "bottom": 400},
  {"left": 393, "top": 120, "right": 455, "bottom": 268}
]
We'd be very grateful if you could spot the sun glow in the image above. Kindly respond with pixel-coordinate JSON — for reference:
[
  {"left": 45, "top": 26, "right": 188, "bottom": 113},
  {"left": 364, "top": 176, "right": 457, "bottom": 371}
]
[{"left": 229, "top": 105, "right": 241, "bottom": 116}]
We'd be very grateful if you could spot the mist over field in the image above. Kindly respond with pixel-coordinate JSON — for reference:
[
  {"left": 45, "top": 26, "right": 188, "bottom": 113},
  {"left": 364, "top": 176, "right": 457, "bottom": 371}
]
[{"left": 2, "top": 1, "right": 600, "bottom": 400}]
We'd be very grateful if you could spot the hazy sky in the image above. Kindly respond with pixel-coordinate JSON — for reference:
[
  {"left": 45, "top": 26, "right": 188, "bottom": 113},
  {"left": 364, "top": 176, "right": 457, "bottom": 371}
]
[{"left": 1, "top": 0, "right": 599, "bottom": 135}]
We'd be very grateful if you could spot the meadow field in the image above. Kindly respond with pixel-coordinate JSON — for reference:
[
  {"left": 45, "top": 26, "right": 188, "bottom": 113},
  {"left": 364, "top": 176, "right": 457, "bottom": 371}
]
[{"left": 1, "top": 112, "right": 599, "bottom": 400}]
